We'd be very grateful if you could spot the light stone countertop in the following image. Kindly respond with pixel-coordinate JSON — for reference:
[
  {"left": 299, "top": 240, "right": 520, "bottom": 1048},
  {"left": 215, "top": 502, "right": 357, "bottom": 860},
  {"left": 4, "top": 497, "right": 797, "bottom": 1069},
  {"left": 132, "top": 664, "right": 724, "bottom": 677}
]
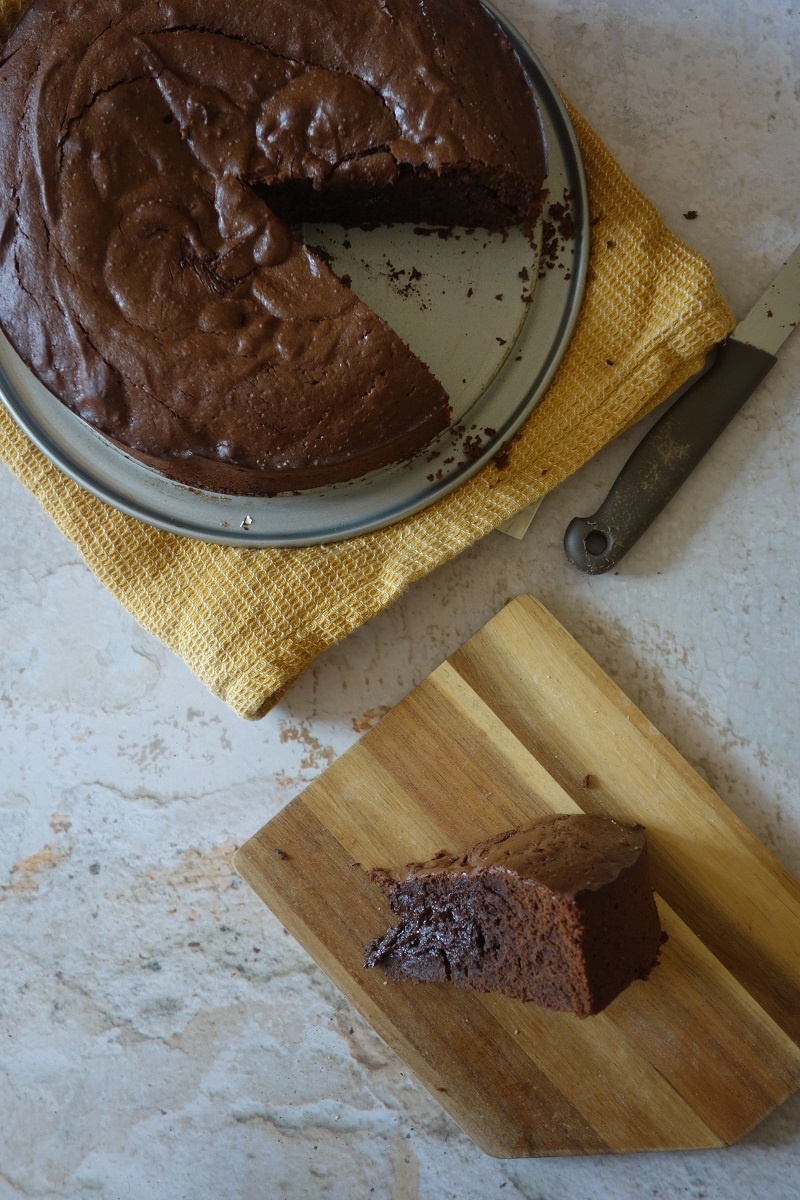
[{"left": 1, "top": 1, "right": 798, "bottom": 1196}]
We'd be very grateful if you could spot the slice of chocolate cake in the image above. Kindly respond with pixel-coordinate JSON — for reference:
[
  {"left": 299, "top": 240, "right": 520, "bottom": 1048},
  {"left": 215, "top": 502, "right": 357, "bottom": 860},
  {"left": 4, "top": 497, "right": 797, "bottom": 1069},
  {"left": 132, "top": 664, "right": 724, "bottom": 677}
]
[{"left": 364, "top": 813, "right": 663, "bottom": 1017}]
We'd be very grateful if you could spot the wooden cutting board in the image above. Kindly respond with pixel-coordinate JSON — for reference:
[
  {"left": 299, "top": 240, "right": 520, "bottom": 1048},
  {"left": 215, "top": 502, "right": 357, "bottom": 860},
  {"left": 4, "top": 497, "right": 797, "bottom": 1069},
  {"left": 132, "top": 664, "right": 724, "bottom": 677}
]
[{"left": 234, "top": 595, "right": 800, "bottom": 1158}]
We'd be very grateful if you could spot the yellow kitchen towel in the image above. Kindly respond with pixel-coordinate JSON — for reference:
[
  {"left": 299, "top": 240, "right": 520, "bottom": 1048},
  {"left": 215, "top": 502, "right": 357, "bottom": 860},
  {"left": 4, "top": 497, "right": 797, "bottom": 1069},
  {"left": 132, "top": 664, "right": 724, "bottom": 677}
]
[{"left": 0, "top": 1, "right": 734, "bottom": 719}]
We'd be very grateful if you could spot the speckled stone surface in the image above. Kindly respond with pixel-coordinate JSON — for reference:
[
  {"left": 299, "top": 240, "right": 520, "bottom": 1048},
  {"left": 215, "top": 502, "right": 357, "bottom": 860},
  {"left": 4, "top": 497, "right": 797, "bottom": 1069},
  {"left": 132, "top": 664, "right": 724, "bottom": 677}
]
[{"left": 1, "top": 1, "right": 798, "bottom": 1196}]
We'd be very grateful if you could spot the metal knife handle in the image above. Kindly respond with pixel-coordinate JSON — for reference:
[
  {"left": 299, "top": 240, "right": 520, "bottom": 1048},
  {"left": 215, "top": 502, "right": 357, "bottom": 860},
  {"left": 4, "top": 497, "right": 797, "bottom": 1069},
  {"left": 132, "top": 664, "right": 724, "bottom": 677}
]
[{"left": 564, "top": 337, "right": 777, "bottom": 574}]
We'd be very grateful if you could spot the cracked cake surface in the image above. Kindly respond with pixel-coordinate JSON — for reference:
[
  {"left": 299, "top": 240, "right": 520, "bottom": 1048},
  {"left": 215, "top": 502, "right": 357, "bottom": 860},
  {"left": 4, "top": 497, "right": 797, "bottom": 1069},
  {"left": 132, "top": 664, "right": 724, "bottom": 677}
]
[
  {"left": 364, "top": 813, "right": 663, "bottom": 1017},
  {"left": 0, "top": 0, "right": 546, "bottom": 494}
]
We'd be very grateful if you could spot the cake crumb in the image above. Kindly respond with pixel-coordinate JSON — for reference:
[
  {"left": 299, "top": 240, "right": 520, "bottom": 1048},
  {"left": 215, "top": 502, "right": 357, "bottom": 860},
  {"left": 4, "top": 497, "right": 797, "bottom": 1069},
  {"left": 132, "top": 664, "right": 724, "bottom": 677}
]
[
  {"left": 493, "top": 441, "right": 513, "bottom": 470},
  {"left": 579, "top": 774, "right": 594, "bottom": 789},
  {"left": 462, "top": 434, "right": 483, "bottom": 460}
]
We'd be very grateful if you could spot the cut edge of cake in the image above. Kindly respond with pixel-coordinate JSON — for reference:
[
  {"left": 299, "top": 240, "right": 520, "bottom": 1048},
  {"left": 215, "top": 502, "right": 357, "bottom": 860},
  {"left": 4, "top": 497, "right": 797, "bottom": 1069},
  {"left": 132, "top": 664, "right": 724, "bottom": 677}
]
[{"left": 364, "top": 814, "right": 664, "bottom": 1017}]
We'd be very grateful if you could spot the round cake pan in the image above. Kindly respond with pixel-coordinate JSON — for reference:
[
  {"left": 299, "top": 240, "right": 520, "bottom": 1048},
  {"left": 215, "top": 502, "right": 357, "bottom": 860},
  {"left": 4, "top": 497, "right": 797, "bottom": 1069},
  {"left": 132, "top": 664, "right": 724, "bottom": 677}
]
[{"left": 0, "top": 5, "right": 589, "bottom": 548}]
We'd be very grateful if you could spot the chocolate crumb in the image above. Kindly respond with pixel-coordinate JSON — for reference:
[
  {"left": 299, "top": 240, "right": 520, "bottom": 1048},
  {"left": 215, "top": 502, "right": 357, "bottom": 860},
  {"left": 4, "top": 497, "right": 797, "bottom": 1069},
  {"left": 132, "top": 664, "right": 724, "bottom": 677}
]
[
  {"left": 518, "top": 266, "right": 529, "bottom": 281},
  {"left": 606, "top": 239, "right": 616, "bottom": 250},
  {"left": 466, "top": 286, "right": 474, "bottom": 298},
  {"left": 579, "top": 774, "right": 594, "bottom": 789},
  {"left": 606, "top": 358, "right": 614, "bottom": 366},
  {"left": 683, "top": 210, "right": 698, "bottom": 220},
  {"left": 274, "top": 848, "right": 289, "bottom": 860},
  {"left": 462, "top": 434, "right": 483, "bottom": 460},
  {"left": 493, "top": 441, "right": 513, "bottom": 470},
  {"left": 495, "top": 293, "right": 504, "bottom": 301},
  {"left": 496, "top": 336, "right": 507, "bottom": 345}
]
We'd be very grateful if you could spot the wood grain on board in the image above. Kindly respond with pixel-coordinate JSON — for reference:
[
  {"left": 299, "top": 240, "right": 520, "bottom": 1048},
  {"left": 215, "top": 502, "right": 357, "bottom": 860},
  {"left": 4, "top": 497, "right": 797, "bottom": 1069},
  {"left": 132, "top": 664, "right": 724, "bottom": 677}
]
[{"left": 235, "top": 595, "right": 800, "bottom": 1158}]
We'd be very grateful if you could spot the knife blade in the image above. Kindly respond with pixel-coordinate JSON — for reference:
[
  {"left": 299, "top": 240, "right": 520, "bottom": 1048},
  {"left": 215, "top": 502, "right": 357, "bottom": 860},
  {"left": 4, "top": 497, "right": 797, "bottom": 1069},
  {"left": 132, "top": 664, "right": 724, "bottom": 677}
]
[{"left": 564, "top": 242, "right": 800, "bottom": 574}]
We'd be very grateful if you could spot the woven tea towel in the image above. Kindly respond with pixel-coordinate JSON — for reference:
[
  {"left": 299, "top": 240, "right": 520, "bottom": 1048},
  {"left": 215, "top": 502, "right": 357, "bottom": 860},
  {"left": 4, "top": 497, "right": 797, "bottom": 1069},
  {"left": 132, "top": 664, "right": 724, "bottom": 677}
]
[{"left": 0, "top": 0, "right": 734, "bottom": 719}]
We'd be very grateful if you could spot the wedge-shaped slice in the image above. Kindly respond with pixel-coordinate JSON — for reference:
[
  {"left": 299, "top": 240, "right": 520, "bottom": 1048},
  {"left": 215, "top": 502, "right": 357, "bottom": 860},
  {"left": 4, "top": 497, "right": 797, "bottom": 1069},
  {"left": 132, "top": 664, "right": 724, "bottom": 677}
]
[{"left": 365, "top": 814, "right": 664, "bottom": 1016}]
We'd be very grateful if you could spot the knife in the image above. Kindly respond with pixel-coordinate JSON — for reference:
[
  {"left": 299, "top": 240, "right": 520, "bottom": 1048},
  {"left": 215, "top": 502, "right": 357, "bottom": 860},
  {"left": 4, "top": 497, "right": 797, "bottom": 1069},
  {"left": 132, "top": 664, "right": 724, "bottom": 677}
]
[{"left": 563, "top": 242, "right": 800, "bottom": 574}]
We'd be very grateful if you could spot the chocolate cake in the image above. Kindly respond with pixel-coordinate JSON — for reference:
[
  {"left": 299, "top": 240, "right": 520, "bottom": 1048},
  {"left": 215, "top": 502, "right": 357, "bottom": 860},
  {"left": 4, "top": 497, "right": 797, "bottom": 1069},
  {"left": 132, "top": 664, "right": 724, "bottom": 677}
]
[
  {"left": 0, "top": 0, "right": 547, "bottom": 494},
  {"left": 364, "top": 814, "right": 663, "bottom": 1016}
]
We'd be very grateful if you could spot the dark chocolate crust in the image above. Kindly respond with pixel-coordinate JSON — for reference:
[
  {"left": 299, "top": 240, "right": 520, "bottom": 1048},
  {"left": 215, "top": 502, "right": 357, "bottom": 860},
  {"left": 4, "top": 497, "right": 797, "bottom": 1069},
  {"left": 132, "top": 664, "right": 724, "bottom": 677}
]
[
  {"left": 364, "top": 814, "right": 663, "bottom": 1017},
  {"left": 0, "top": 0, "right": 546, "bottom": 494}
]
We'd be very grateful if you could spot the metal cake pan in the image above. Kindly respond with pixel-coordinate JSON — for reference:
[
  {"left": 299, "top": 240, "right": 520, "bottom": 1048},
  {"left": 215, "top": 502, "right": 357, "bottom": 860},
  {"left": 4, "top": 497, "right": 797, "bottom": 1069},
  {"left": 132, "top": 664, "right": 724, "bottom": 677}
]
[{"left": 0, "top": 4, "right": 589, "bottom": 547}]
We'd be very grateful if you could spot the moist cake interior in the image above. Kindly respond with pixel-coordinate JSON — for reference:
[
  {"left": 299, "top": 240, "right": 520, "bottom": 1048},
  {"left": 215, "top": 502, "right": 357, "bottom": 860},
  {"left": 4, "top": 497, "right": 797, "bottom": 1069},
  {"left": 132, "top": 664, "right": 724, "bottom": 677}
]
[
  {"left": 255, "top": 163, "right": 542, "bottom": 232},
  {"left": 365, "top": 814, "right": 664, "bottom": 1017}
]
